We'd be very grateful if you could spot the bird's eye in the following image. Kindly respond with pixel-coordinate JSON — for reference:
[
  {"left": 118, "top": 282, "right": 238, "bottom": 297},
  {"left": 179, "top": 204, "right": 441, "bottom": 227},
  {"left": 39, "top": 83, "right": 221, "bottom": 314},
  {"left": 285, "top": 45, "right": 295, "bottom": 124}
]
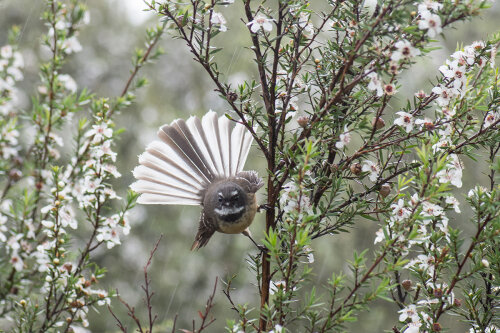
[
  {"left": 231, "top": 194, "right": 239, "bottom": 202},
  {"left": 218, "top": 193, "right": 223, "bottom": 202}
]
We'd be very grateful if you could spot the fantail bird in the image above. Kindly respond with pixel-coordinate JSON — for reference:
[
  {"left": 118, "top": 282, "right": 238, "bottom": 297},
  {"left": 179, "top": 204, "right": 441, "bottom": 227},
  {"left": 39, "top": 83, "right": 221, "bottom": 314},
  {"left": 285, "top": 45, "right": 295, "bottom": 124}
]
[{"left": 130, "top": 111, "right": 263, "bottom": 250}]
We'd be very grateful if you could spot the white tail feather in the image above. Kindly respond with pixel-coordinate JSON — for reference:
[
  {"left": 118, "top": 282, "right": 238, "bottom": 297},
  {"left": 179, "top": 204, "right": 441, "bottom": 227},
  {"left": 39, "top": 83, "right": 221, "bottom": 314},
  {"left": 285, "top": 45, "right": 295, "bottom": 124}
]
[
  {"left": 131, "top": 111, "right": 255, "bottom": 205},
  {"left": 130, "top": 180, "right": 199, "bottom": 199},
  {"left": 238, "top": 127, "right": 254, "bottom": 173},
  {"left": 133, "top": 165, "right": 200, "bottom": 194},
  {"left": 230, "top": 124, "right": 245, "bottom": 173},
  {"left": 202, "top": 111, "right": 225, "bottom": 177},
  {"left": 137, "top": 193, "right": 200, "bottom": 205},
  {"left": 218, "top": 116, "right": 231, "bottom": 177}
]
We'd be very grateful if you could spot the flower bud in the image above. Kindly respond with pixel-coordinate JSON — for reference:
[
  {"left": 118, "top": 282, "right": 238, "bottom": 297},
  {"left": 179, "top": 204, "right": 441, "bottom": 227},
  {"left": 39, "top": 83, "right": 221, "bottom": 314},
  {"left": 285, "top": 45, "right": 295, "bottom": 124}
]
[
  {"left": 53, "top": 258, "right": 60, "bottom": 265},
  {"left": 297, "top": 116, "right": 309, "bottom": 128},
  {"left": 415, "top": 90, "right": 426, "bottom": 99},
  {"left": 453, "top": 298, "right": 462, "bottom": 307},
  {"left": 227, "top": 91, "right": 238, "bottom": 103},
  {"left": 433, "top": 288, "right": 443, "bottom": 298},
  {"left": 379, "top": 184, "right": 391, "bottom": 198},
  {"left": 372, "top": 117, "right": 385, "bottom": 129},
  {"left": 20, "top": 299, "right": 26, "bottom": 307},
  {"left": 481, "top": 259, "right": 489, "bottom": 268},
  {"left": 350, "top": 163, "right": 362, "bottom": 175},
  {"left": 9, "top": 169, "right": 22, "bottom": 181},
  {"left": 401, "top": 280, "right": 412, "bottom": 291},
  {"left": 432, "top": 323, "right": 442, "bottom": 332}
]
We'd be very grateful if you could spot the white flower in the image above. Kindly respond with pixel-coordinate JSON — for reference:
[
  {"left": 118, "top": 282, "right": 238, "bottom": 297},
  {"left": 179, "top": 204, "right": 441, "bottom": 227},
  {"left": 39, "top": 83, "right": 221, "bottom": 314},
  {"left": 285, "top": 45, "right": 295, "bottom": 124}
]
[
  {"left": 7, "top": 234, "right": 23, "bottom": 251},
  {"left": 247, "top": 15, "right": 273, "bottom": 33},
  {"left": 269, "top": 324, "right": 283, "bottom": 333},
  {"left": 60, "top": 205, "right": 77, "bottom": 229},
  {"left": 440, "top": 107, "right": 456, "bottom": 119},
  {"left": 403, "top": 321, "right": 421, "bottom": 333},
  {"left": 415, "top": 117, "right": 434, "bottom": 130},
  {"left": 394, "top": 111, "right": 414, "bottom": 132},
  {"left": 279, "top": 182, "right": 312, "bottom": 215},
  {"left": 436, "top": 168, "right": 462, "bottom": 188},
  {"left": 1, "top": 45, "right": 13, "bottom": 58},
  {"left": 418, "top": 10, "right": 442, "bottom": 38},
  {"left": 10, "top": 251, "right": 24, "bottom": 271},
  {"left": 391, "top": 40, "right": 421, "bottom": 61},
  {"left": 374, "top": 228, "right": 385, "bottom": 244},
  {"left": 92, "top": 140, "right": 116, "bottom": 161},
  {"left": 417, "top": 0, "right": 443, "bottom": 14},
  {"left": 431, "top": 85, "right": 456, "bottom": 107},
  {"left": 62, "top": 36, "right": 82, "bottom": 54},
  {"left": 86, "top": 122, "right": 113, "bottom": 142},
  {"left": 421, "top": 201, "right": 443, "bottom": 218},
  {"left": 0, "top": 214, "right": 7, "bottom": 242},
  {"left": 391, "top": 199, "right": 410, "bottom": 221},
  {"left": 83, "top": 176, "right": 101, "bottom": 193},
  {"left": 7, "top": 66, "right": 23, "bottom": 81},
  {"left": 303, "top": 245, "right": 314, "bottom": 263},
  {"left": 445, "top": 196, "right": 460, "bottom": 213},
  {"left": 452, "top": 49, "right": 475, "bottom": 66},
  {"left": 406, "top": 254, "right": 435, "bottom": 276},
  {"left": 96, "top": 225, "right": 121, "bottom": 249},
  {"left": 335, "top": 125, "right": 351, "bottom": 149},
  {"left": 362, "top": 160, "right": 380, "bottom": 182},
  {"left": 103, "top": 164, "right": 121, "bottom": 178},
  {"left": 439, "top": 60, "right": 466, "bottom": 90},
  {"left": 484, "top": 110, "right": 499, "bottom": 128},
  {"left": 58, "top": 74, "right": 77, "bottom": 93},
  {"left": 367, "top": 72, "right": 384, "bottom": 97},
  {"left": 210, "top": 12, "right": 227, "bottom": 32},
  {"left": 399, "top": 304, "right": 419, "bottom": 322},
  {"left": 437, "top": 216, "right": 449, "bottom": 237}
]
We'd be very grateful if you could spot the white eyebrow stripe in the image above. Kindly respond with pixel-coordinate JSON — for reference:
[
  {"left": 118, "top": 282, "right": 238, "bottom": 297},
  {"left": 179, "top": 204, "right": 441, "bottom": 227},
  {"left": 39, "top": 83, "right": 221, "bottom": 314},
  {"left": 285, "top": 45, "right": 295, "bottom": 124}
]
[{"left": 230, "top": 190, "right": 238, "bottom": 196}]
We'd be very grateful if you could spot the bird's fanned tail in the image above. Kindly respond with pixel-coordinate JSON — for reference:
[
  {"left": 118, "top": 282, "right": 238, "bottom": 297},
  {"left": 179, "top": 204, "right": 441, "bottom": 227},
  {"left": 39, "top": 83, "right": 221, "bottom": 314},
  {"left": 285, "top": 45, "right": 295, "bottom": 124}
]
[{"left": 131, "top": 111, "right": 254, "bottom": 205}]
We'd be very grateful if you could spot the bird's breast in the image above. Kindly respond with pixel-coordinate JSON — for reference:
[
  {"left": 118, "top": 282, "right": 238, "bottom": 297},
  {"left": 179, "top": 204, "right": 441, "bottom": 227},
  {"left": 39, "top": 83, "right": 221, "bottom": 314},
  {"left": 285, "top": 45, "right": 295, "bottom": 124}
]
[{"left": 216, "top": 194, "right": 257, "bottom": 234}]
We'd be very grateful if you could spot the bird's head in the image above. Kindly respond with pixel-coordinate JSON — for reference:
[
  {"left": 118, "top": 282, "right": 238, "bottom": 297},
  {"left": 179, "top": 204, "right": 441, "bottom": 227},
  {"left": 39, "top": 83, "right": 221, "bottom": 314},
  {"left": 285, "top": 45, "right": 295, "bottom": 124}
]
[{"left": 210, "top": 182, "right": 247, "bottom": 223}]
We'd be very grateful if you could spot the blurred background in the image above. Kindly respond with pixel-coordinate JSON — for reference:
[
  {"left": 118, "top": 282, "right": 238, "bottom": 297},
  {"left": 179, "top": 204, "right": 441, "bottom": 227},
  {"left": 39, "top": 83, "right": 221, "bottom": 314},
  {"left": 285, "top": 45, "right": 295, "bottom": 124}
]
[{"left": 1, "top": 0, "right": 499, "bottom": 331}]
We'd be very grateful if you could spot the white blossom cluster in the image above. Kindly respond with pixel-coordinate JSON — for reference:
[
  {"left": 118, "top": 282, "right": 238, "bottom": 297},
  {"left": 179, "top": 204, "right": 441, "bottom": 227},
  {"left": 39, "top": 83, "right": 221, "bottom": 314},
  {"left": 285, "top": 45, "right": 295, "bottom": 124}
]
[
  {"left": 47, "top": 8, "right": 89, "bottom": 55},
  {"left": 279, "top": 181, "right": 313, "bottom": 217},
  {"left": 417, "top": 0, "right": 443, "bottom": 38},
  {"left": 374, "top": 190, "right": 459, "bottom": 249},
  {"left": 73, "top": 119, "right": 130, "bottom": 249},
  {"left": 0, "top": 43, "right": 24, "bottom": 161},
  {"left": 373, "top": 191, "right": 465, "bottom": 333}
]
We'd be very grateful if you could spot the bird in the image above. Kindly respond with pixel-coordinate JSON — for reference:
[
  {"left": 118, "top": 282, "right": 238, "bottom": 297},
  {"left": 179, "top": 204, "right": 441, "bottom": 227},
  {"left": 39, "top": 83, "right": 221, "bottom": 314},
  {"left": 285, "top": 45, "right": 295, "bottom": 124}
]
[{"left": 130, "top": 111, "right": 264, "bottom": 250}]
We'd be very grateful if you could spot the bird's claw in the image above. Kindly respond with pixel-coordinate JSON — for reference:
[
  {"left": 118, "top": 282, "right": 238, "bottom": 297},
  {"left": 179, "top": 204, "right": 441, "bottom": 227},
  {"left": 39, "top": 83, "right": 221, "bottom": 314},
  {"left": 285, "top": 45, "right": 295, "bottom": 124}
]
[{"left": 257, "top": 204, "right": 272, "bottom": 212}]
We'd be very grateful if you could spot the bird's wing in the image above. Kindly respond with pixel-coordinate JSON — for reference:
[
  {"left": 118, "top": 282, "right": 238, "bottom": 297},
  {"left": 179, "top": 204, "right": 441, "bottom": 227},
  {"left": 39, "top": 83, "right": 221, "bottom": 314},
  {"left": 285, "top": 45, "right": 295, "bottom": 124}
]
[
  {"left": 235, "top": 170, "right": 264, "bottom": 193},
  {"left": 191, "top": 211, "right": 217, "bottom": 250},
  {"left": 131, "top": 111, "right": 255, "bottom": 205}
]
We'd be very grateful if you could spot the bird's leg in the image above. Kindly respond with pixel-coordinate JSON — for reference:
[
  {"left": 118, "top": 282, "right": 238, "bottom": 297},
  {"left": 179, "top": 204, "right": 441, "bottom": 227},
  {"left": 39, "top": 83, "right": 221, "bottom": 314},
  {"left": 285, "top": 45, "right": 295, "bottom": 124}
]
[
  {"left": 257, "top": 203, "right": 272, "bottom": 212},
  {"left": 242, "top": 229, "right": 267, "bottom": 252}
]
